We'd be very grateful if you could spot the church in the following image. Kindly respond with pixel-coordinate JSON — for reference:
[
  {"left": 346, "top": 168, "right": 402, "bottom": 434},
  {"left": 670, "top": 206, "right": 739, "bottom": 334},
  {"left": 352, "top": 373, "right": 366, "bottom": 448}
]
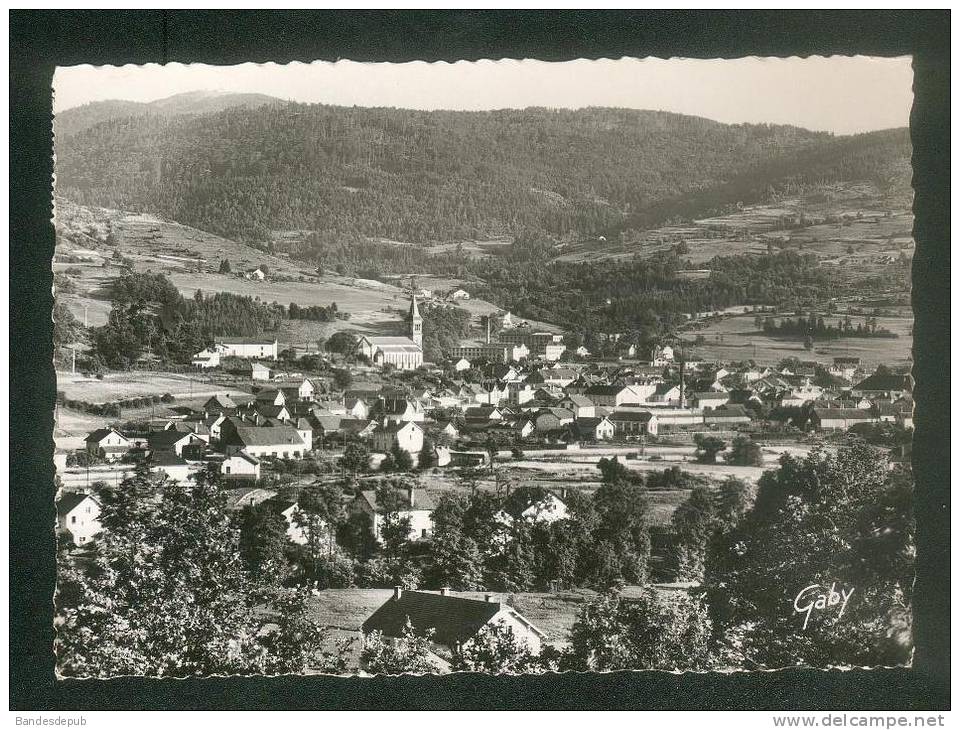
[{"left": 355, "top": 295, "right": 424, "bottom": 371}]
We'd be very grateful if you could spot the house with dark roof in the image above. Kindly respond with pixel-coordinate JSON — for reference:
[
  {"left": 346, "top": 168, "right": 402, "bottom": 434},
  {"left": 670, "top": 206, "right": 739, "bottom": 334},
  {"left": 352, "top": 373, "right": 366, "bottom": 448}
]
[
  {"left": 221, "top": 423, "right": 308, "bottom": 459},
  {"left": 574, "top": 415, "right": 615, "bottom": 441},
  {"left": 703, "top": 404, "right": 752, "bottom": 425},
  {"left": 84, "top": 427, "right": 131, "bottom": 461},
  {"left": 353, "top": 486, "right": 436, "bottom": 541},
  {"left": 558, "top": 394, "right": 596, "bottom": 418},
  {"left": 221, "top": 450, "right": 261, "bottom": 481},
  {"left": 202, "top": 394, "right": 238, "bottom": 415},
  {"left": 362, "top": 588, "right": 547, "bottom": 660},
  {"left": 811, "top": 408, "right": 876, "bottom": 431},
  {"left": 608, "top": 410, "right": 658, "bottom": 436},
  {"left": 147, "top": 429, "right": 205, "bottom": 459},
  {"left": 583, "top": 384, "right": 631, "bottom": 408},
  {"left": 371, "top": 421, "right": 425, "bottom": 456},
  {"left": 57, "top": 492, "right": 101, "bottom": 546},
  {"left": 852, "top": 372, "right": 914, "bottom": 400}
]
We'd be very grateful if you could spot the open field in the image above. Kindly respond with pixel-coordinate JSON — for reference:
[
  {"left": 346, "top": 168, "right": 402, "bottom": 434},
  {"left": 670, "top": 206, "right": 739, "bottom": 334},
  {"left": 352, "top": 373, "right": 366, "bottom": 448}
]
[
  {"left": 56, "top": 369, "right": 248, "bottom": 403},
  {"left": 682, "top": 310, "right": 913, "bottom": 367},
  {"left": 553, "top": 183, "right": 914, "bottom": 285}
]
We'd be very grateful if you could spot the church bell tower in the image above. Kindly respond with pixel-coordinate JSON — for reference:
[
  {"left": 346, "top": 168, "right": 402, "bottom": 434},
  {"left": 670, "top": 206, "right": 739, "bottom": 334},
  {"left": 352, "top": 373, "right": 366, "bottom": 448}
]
[{"left": 409, "top": 294, "right": 423, "bottom": 348}]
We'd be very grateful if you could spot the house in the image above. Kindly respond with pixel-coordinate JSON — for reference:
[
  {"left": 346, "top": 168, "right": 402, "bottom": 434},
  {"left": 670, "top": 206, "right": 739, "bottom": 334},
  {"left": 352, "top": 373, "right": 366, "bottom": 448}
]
[
  {"left": 266, "top": 498, "right": 310, "bottom": 545},
  {"left": 703, "top": 404, "right": 752, "bottom": 425},
  {"left": 57, "top": 492, "right": 102, "bottom": 546},
  {"left": 192, "top": 347, "right": 222, "bottom": 369},
  {"left": 355, "top": 295, "right": 424, "bottom": 371},
  {"left": 830, "top": 357, "right": 862, "bottom": 380},
  {"left": 253, "top": 388, "right": 286, "bottom": 407},
  {"left": 575, "top": 415, "right": 615, "bottom": 441},
  {"left": 811, "top": 408, "right": 875, "bottom": 431},
  {"left": 650, "top": 383, "right": 682, "bottom": 406},
  {"left": 219, "top": 338, "right": 278, "bottom": 360},
  {"left": 147, "top": 429, "right": 205, "bottom": 459},
  {"left": 608, "top": 410, "right": 658, "bottom": 437},
  {"left": 246, "top": 267, "right": 266, "bottom": 280},
  {"left": 362, "top": 589, "right": 547, "bottom": 657},
  {"left": 222, "top": 423, "right": 308, "bottom": 459},
  {"left": 583, "top": 384, "right": 631, "bottom": 408},
  {"left": 691, "top": 391, "right": 730, "bottom": 409},
  {"left": 375, "top": 398, "right": 426, "bottom": 424},
  {"left": 275, "top": 378, "right": 317, "bottom": 400},
  {"left": 221, "top": 451, "right": 261, "bottom": 481},
  {"left": 453, "top": 357, "right": 472, "bottom": 372},
  {"left": 149, "top": 452, "right": 196, "bottom": 483},
  {"left": 84, "top": 427, "right": 131, "bottom": 461},
  {"left": 203, "top": 393, "right": 238, "bottom": 415},
  {"left": 852, "top": 372, "right": 914, "bottom": 400},
  {"left": 558, "top": 394, "right": 596, "bottom": 418},
  {"left": 371, "top": 421, "right": 425, "bottom": 456},
  {"left": 354, "top": 486, "right": 436, "bottom": 541},
  {"left": 501, "top": 488, "right": 569, "bottom": 524},
  {"left": 450, "top": 288, "right": 470, "bottom": 300}
]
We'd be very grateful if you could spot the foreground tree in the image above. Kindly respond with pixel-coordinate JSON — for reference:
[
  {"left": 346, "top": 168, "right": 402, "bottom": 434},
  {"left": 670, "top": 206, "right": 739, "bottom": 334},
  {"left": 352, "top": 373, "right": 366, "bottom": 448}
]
[
  {"left": 568, "top": 588, "right": 712, "bottom": 671},
  {"left": 451, "top": 621, "right": 537, "bottom": 674},
  {"left": 57, "top": 467, "right": 343, "bottom": 677},
  {"left": 694, "top": 435, "right": 726, "bottom": 464},
  {"left": 705, "top": 446, "right": 914, "bottom": 668},
  {"left": 360, "top": 619, "right": 436, "bottom": 674}
]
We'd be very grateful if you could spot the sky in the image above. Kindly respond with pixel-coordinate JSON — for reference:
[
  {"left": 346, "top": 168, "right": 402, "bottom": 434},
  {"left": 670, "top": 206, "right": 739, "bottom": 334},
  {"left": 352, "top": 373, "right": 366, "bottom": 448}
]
[{"left": 53, "top": 55, "right": 913, "bottom": 135}]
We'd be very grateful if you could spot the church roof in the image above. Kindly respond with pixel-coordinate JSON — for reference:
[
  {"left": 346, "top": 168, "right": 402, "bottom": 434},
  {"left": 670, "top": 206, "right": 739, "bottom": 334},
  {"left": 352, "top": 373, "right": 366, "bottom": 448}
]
[{"left": 409, "top": 295, "right": 421, "bottom": 319}]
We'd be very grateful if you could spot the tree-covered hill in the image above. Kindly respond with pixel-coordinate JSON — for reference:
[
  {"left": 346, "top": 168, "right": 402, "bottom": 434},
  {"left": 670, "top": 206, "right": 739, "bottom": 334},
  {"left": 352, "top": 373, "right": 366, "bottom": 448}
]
[{"left": 54, "top": 90, "right": 285, "bottom": 138}]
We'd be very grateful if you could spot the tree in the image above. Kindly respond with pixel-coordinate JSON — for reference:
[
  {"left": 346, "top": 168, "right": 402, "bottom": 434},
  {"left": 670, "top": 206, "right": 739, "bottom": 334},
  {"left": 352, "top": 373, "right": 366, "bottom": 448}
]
[
  {"left": 360, "top": 619, "right": 436, "bottom": 674},
  {"left": 340, "top": 442, "right": 370, "bottom": 475},
  {"left": 237, "top": 503, "right": 294, "bottom": 587},
  {"left": 218, "top": 259, "right": 232, "bottom": 274},
  {"left": 670, "top": 486, "right": 720, "bottom": 581},
  {"left": 57, "top": 467, "right": 342, "bottom": 677},
  {"left": 705, "top": 446, "right": 914, "bottom": 668},
  {"left": 694, "top": 435, "right": 726, "bottom": 464},
  {"left": 426, "top": 493, "right": 484, "bottom": 590},
  {"left": 452, "top": 622, "right": 537, "bottom": 674},
  {"left": 332, "top": 368, "right": 353, "bottom": 391},
  {"left": 724, "top": 435, "right": 764, "bottom": 467},
  {"left": 389, "top": 442, "right": 414, "bottom": 472},
  {"left": 326, "top": 331, "right": 358, "bottom": 358},
  {"left": 294, "top": 481, "right": 344, "bottom": 563},
  {"left": 418, "top": 437, "right": 437, "bottom": 469},
  {"left": 568, "top": 589, "right": 712, "bottom": 671}
]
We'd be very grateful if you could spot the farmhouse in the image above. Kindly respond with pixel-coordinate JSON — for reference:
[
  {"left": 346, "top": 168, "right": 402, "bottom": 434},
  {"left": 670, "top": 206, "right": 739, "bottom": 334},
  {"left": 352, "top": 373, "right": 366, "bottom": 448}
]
[
  {"left": 203, "top": 393, "right": 238, "bottom": 414},
  {"left": 192, "top": 347, "right": 221, "bottom": 369},
  {"left": 57, "top": 492, "right": 102, "bottom": 546},
  {"left": 852, "top": 372, "right": 914, "bottom": 400},
  {"left": 703, "top": 404, "right": 752, "bottom": 425},
  {"left": 584, "top": 384, "right": 631, "bottom": 408},
  {"left": 362, "top": 589, "right": 547, "bottom": 656},
  {"left": 558, "top": 394, "right": 596, "bottom": 418}
]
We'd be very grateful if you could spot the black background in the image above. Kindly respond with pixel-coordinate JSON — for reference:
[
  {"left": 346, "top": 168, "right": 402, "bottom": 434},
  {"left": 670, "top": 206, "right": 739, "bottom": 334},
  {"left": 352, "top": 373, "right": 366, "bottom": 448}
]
[{"left": 9, "top": 10, "right": 950, "bottom": 710}]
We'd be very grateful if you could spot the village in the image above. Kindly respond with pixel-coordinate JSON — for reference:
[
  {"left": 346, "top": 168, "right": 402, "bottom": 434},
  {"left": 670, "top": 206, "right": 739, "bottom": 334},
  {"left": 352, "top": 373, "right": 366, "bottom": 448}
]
[{"left": 54, "top": 284, "right": 915, "bottom": 672}]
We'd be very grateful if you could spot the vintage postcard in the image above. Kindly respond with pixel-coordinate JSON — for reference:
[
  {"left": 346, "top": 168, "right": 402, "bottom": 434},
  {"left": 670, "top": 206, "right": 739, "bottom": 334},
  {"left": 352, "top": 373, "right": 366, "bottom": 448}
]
[{"left": 50, "top": 56, "right": 916, "bottom": 677}]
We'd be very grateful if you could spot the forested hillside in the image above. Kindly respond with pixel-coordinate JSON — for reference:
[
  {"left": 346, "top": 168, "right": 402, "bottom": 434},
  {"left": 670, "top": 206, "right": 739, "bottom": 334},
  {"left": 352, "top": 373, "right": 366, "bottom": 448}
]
[
  {"left": 52, "top": 102, "right": 911, "bottom": 248},
  {"left": 54, "top": 91, "right": 283, "bottom": 137}
]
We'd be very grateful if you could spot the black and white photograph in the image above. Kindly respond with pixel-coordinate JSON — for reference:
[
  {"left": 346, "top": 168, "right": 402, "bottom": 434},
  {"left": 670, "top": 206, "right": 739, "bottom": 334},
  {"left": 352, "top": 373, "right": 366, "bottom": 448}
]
[{"left": 46, "top": 50, "right": 921, "bottom": 681}]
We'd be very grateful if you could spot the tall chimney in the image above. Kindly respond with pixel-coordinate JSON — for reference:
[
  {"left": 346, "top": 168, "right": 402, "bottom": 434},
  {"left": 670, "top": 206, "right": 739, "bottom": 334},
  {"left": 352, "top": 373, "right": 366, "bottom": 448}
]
[
  {"left": 408, "top": 486, "right": 415, "bottom": 507},
  {"left": 486, "top": 317, "right": 491, "bottom": 344},
  {"left": 393, "top": 586, "right": 403, "bottom": 600}
]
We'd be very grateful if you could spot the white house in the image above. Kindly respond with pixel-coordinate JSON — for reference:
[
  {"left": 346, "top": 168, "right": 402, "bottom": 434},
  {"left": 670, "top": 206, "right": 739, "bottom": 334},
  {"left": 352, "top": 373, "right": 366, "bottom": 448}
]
[
  {"left": 84, "top": 427, "right": 131, "bottom": 461},
  {"left": 371, "top": 421, "right": 425, "bottom": 456},
  {"left": 354, "top": 486, "right": 436, "bottom": 542},
  {"left": 221, "top": 451, "right": 261, "bottom": 481},
  {"left": 453, "top": 357, "right": 472, "bottom": 372},
  {"left": 222, "top": 423, "right": 308, "bottom": 459},
  {"left": 450, "top": 288, "right": 470, "bottom": 300},
  {"left": 218, "top": 338, "right": 279, "bottom": 360},
  {"left": 192, "top": 347, "right": 222, "bottom": 369},
  {"left": 57, "top": 492, "right": 102, "bottom": 546}
]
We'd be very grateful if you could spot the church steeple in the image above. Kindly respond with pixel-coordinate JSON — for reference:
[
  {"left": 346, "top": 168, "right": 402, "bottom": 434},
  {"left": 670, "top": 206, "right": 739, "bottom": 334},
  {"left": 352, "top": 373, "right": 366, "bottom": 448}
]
[{"left": 409, "top": 294, "right": 423, "bottom": 348}]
